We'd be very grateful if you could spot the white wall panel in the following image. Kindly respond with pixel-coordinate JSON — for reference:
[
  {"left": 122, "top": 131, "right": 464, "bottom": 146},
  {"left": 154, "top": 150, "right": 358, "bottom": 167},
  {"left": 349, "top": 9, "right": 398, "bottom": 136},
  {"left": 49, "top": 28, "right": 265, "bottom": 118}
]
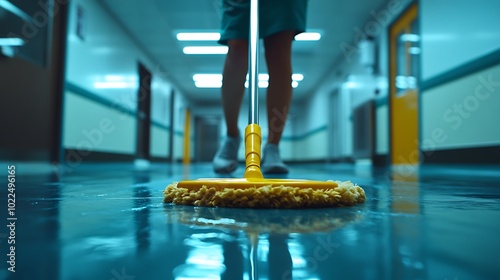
[
  {"left": 421, "top": 0, "right": 500, "bottom": 80},
  {"left": 63, "top": 91, "right": 135, "bottom": 154},
  {"left": 421, "top": 64, "right": 500, "bottom": 150}
]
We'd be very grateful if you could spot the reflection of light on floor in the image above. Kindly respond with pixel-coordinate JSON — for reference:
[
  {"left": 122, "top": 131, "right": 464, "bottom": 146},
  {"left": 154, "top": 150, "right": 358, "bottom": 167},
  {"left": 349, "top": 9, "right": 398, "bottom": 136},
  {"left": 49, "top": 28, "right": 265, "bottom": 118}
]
[
  {"left": 257, "top": 237, "right": 269, "bottom": 262},
  {"left": 173, "top": 234, "right": 225, "bottom": 280},
  {"left": 176, "top": 277, "right": 220, "bottom": 280},
  {"left": 288, "top": 241, "right": 306, "bottom": 268},
  {"left": 287, "top": 238, "right": 320, "bottom": 279},
  {"left": 341, "top": 228, "right": 360, "bottom": 245},
  {"left": 78, "top": 236, "right": 135, "bottom": 259}
]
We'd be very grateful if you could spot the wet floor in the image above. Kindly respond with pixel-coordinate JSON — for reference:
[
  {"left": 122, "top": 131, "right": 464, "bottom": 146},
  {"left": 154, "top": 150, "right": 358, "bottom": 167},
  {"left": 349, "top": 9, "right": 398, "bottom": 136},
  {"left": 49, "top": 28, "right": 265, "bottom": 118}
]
[{"left": 1, "top": 162, "right": 499, "bottom": 280}]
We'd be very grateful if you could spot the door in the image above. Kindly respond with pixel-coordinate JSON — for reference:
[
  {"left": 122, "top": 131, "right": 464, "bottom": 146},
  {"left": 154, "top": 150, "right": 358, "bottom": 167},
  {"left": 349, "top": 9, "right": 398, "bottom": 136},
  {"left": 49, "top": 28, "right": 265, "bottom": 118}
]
[
  {"left": 329, "top": 85, "right": 353, "bottom": 161},
  {"left": 195, "top": 116, "right": 220, "bottom": 162},
  {"left": 389, "top": 3, "right": 420, "bottom": 165},
  {"left": 0, "top": 0, "right": 68, "bottom": 162},
  {"left": 136, "top": 62, "right": 152, "bottom": 161},
  {"left": 328, "top": 89, "right": 339, "bottom": 161}
]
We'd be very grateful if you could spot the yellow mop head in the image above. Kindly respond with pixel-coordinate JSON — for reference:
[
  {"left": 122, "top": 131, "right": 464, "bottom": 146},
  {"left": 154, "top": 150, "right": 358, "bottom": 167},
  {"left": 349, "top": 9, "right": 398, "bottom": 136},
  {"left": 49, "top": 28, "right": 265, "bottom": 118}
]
[{"left": 163, "top": 180, "right": 365, "bottom": 208}]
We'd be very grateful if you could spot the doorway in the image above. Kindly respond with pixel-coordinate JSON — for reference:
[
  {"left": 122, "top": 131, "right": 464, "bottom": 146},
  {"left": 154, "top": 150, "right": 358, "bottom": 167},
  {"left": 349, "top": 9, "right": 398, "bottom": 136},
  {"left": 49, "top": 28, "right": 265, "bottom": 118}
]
[
  {"left": 389, "top": 3, "right": 420, "bottom": 165},
  {"left": 195, "top": 116, "right": 220, "bottom": 162},
  {"left": 328, "top": 86, "right": 353, "bottom": 161},
  {"left": 136, "top": 63, "right": 152, "bottom": 161},
  {"left": 328, "top": 89, "right": 340, "bottom": 161}
]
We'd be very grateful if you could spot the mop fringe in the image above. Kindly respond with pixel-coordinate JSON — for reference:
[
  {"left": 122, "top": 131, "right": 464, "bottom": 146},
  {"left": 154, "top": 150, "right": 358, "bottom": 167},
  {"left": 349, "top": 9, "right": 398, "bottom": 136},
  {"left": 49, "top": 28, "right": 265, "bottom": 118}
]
[{"left": 163, "top": 180, "right": 366, "bottom": 208}]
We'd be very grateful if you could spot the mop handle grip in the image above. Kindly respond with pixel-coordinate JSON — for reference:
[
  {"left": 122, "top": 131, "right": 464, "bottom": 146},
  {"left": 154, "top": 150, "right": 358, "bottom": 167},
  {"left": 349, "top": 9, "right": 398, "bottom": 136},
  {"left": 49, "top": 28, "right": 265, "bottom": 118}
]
[{"left": 244, "top": 124, "right": 264, "bottom": 179}]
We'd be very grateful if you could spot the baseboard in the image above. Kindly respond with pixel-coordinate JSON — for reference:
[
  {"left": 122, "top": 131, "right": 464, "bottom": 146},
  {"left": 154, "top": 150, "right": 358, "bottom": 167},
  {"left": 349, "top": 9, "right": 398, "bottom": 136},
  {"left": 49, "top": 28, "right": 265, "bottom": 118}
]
[
  {"left": 373, "top": 154, "right": 388, "bottom": 166},
  {"left": 0, "top": 148, "right": 51, "bottom": 162},
  {"left": 285, "top": 158, "right": 355, "bottom": 164},
  {"left": 63, "top": 149, "right": 175, "bottom": 163},
  {"left": 150, "top": 156, "right": 170, "bottom": 163},
  {"left": 63, "top": 149, "right": 134, "bottom": 162},
  {"left": 285, "top": 159, "right": 328, "bottom": 164},
  {"left": 422, "top": 145, "right": 500, "bottom": 164}
]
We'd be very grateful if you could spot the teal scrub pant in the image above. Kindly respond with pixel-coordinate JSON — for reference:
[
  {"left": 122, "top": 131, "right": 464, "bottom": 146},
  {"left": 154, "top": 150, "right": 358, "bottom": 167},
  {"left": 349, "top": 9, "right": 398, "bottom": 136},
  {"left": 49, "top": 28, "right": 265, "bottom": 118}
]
[{"left": 219, "top": 0, "right": 308, "bottom": 45}]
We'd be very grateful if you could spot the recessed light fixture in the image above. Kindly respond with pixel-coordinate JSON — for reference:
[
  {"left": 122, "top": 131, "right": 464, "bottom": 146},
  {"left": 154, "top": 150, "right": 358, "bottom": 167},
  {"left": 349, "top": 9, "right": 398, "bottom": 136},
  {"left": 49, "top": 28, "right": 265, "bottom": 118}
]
[
  {"left": 177, "top": 32, "right": 221, "bottom": 41},
  {"left": 295, "top": 32, "right": 321, "bottom": 41},
  {"left": 183, "top": 46, "right": 228, "bottom": 54}
]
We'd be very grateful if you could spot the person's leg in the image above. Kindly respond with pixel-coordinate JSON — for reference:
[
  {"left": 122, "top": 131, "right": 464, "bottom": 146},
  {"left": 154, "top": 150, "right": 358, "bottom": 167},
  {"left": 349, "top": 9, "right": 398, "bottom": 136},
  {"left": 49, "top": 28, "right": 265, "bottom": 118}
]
[
  {"left": 221, "top": 39, "right": 248, "bottom": 137},
  {"left": 262, "top": 31, "right": 295, "bottom": 174},
  {"left": 264, "top": 31, "right": 294, "bottom": 144},
  {"left": 213, "top": 39, "right": 248, "bottom": 173}
]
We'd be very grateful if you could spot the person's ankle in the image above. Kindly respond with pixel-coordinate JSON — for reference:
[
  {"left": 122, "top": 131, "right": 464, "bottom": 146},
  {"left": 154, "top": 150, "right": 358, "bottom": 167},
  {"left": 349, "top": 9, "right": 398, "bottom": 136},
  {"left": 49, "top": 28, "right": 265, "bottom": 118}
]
[{"left": 227, "top": 131, "right": 240, "bottom": 139}]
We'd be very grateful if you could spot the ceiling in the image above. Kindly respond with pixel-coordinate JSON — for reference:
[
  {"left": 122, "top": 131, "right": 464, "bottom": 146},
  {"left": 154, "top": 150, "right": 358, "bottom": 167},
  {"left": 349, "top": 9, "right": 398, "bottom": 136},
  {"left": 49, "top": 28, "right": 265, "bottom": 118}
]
[{"left": 98, "top": 0, "right": 390, "bottom": 106}]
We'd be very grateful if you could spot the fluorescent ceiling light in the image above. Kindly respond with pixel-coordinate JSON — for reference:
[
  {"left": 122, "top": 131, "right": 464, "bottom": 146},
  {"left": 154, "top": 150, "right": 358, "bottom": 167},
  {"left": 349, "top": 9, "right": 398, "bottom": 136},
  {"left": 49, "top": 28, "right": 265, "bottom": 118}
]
[
  {"left": 244, "top": 73, "right": 269, "bottom": 81},
  {"left": 194, "top": 73, "right": 303, "bottom": 88},
  {"left": 258, "top": 81, "right": 269, "bottom": 88},
  {"left": 244, "top": 81, "right": 270, "bottom": 88},
  {"left": 295, "top": 32, "right": 321, "bottom": 41},
  {"left": 292, "top": 74, "right": 304, "bottom": 81},
  {"left": 258, "top": 73, "right": 269, "bottom": 81},
  {"left": 344, "top": 81, "right": 358, "bottom": 89},
  {"left": 177, "top": 32, "right": 221, "bottom": 41},
  {"left": 408, "top": 47, "right": 421, "bottom": 55},
  {"left": 401, "top": 34, "right": 420, "bottom": 42},
  {"left": 244, "top": 73, "right": 303, "bottom": 81},
  {"left": 183, "top": 46, "right": 228, "bottom": 54},
  {"left": 195, "top": 80, "right": 222, "bottom": 88},
  {"left": 177, "top": 31, "right": 321, "bottom": 42},
  {"left": 193, "top": 74, "right": 223, "bottom": 81},
  {"left": 0, "top": 38, "right": 24, "bottom": 46}
]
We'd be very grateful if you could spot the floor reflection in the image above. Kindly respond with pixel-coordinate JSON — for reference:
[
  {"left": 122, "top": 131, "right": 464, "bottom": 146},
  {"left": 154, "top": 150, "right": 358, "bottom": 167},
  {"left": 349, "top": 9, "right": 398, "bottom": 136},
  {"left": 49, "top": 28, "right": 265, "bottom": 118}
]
[
  {"left": 164, "top": 203, "right": 364, "bottom": 280},
  {"left": 133, "top": 171, "right": 152, "bottom": 255},
  {"left": 2, "top": 163, "right": 499, "bottom": 279},
  {"left": 390, "top": 166, "right": 426, "bottom": 279}
]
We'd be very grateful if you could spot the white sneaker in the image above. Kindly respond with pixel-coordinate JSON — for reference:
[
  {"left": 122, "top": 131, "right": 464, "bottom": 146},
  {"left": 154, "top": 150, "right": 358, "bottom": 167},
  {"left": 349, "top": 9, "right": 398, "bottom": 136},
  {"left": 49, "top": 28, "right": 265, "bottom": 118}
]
[
  {"left": 262, "top": 143, "right": 289, "bottom": 174},
  {"left": 213, "top": 135, "right": 240, "bottom": 173}
]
